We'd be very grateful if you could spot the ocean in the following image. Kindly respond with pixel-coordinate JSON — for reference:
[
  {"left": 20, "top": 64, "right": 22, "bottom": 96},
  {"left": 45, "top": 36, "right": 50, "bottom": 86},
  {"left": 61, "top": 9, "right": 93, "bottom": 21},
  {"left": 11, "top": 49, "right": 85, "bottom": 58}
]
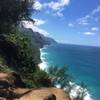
[{"left": 39, "top": 44, "right": 100, "bottom": 100}]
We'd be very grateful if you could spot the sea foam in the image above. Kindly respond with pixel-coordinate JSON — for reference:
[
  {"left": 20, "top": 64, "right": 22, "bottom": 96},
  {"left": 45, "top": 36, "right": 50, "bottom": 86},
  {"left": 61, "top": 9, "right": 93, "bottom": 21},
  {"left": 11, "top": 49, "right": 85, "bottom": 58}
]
[
  {"left": 38, "top": 48, "right": 93, "bottom": 100},
  {"left": 64, "top": 82, "right": 93, "bottom": 100},
  {"left": 38, "top": 48, "right": 48, "bottom": 70}
]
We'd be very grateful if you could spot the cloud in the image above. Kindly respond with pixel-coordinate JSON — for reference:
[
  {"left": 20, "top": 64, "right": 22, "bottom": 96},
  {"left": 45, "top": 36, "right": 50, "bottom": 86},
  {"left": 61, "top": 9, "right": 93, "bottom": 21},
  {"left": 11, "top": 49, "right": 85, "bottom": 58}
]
[
  {"left": 43, "top": 0, "right": 70, "bottom": 17},
  {"left": 91, "top": 27, "right": 99, "bottom": 31},
  {"left": 34, "top": 19, "right": 46, "bottom": 26},
  {"left": 33, "top": 1, "right": 43, "bottom": 10},
  {"left": 53, "top": 8, "right": 64, "bottom": 17},
  {"left": 33, "top": 0, "right": 70, "bottom": 17},
  {"left": 22, "top": 21, "right": 49, "bottom": 36},
  {"left": 68, "top": 23, "right": 74, "bottom": 27},
  {"left": 91, "top": 6, "right": 100, "bottom": 15},
  {"left": 46, "top": 0, "right": 70, "bottom": 11},
  {"left": 22, "top": 21, "right": 33, "bottom": 28},
  {"left": 77, "top": 17, "right": 89, "bottom": 26},
  {"left": 77, "top": 6, "right": 100, "bottom": 26},
  {"left": 56, "top": 8, "right": 64, "bottom": 17},
  {"left": 56, "top": 11, "right": 64, "bottom": 17},
  {"left": 77, "top": 15, "right": 90, "bottom": 26},
  {"left": 31, "top": 26, "right": 50, "bottom": 36},
  {"left": 22, "top": 18, "right": 46, "bottom": 26},
  {"left": 83, "top": 32, "right": 96, "bottom": 35}
]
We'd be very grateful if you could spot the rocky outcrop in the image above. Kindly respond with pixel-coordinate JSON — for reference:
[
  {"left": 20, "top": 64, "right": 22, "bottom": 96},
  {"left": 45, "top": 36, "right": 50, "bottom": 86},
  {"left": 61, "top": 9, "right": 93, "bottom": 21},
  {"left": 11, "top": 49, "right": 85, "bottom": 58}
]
[
  {"left": 0, "top": 72, "right": 70, "bottom": 100},
  {"left": 14, "top": 87, "right": 70, "bottom": 100},
  {"left": 0, "top": 72, "right": 25, "bottom": 88}
]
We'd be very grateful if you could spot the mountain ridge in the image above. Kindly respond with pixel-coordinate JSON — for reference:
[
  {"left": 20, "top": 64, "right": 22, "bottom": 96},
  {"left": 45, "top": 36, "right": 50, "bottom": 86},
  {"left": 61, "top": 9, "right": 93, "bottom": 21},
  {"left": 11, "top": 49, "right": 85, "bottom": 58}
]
[{"left": 19, "top": 26, "right": 57, "bottom": 48}]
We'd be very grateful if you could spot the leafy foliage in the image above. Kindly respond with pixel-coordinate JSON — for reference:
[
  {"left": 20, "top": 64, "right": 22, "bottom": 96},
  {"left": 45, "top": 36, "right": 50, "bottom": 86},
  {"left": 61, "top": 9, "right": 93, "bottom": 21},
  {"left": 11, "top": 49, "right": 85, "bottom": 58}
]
[
  {"left": 47, "top": 65, "right": 73, "bottom": 88},
  {"left": 0, "top": 31, "right": 52, "bottom": 88},
  {"left": 25, "top": 69, "right": 52, "bottom": 88},
  {"left": 33, "top": 69, "right": 52, "bottom": 87},
  {"left": 0, "top": 0, "right": 53, "bottom": 88},
  {"left": 0, "top": 0, "right": 34, "bottom": 33},
  {"left": 0, "top": 31, "right": 41, "bottom": 86},
  {"left": 0, "top": 64, "right": 12, "bottom": 73},
  {"left": 0, "top": 0, "right": 72, "bottom": 89},
  {"left": 5, "top": 31, "right": 40, "bottom": 76}
]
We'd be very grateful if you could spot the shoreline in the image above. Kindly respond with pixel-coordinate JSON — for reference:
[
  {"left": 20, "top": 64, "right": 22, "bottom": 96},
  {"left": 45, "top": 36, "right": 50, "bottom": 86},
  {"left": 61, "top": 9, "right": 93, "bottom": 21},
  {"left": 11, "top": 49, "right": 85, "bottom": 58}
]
[
  {"left": 38, "top": 47, "right": 49, "bottom": 70},
  {"left": 38, "top": 45, "right": 93, "bottom": 100}
]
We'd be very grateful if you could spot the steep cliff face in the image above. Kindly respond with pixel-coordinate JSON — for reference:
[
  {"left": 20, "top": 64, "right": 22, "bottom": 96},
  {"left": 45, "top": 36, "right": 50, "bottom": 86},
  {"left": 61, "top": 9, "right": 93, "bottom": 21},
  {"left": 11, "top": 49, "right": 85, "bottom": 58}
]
[{"left": 19, "top": 27, "right": 57, "bottom": 48}]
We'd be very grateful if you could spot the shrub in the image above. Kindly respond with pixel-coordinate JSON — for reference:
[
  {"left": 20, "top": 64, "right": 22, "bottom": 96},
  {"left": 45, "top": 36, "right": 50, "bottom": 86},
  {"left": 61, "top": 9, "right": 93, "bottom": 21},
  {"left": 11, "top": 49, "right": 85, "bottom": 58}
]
[
  {"left": 47, "top": 65, "right": 73, "bottom": 88},
  {"left": 33, "top": 69, "right": 52, "bottom": 88},
  {"left": 24, "top": 69, "right": 52, "bottom": 88},
  {"left": 0, "top": 31, "right": 41, "bottom": 87}
]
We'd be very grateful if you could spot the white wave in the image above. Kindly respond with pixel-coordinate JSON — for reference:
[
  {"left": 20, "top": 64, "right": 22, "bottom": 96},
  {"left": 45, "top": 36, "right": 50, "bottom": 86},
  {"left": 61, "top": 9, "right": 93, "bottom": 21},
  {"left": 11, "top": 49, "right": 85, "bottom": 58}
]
[
  {"left": 64, "top": 82, "right": 92, "bottom": 100},
  {"left": 39, "top": 48, "right": 93, "bottom": 100},
  {"left": 38, "top": 48, "right": 48, "bottom": 70},
  {"left": 38, "top": 61, "right": 48, "bottom": 70}
]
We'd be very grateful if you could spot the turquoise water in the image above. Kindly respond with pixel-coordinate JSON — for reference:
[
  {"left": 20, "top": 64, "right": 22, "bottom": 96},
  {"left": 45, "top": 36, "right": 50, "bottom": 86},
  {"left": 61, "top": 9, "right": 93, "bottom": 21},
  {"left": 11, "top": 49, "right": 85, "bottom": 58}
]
[{"left": 41, "top": 44, "right": 100, "bottom": 100}]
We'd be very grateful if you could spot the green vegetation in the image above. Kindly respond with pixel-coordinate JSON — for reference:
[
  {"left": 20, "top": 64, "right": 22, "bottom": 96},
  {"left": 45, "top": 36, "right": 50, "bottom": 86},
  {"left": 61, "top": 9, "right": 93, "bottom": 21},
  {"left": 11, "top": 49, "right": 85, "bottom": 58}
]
[
  {"left": 47, "top": 65, "right": 73, "bottom": 88},
  {"left": 0, "top": 0, "right": 72, "bottom": 89},
  {"left": 6, "top": 32, "right": 39, "bottom": 77},
  {"left": 0, "top": 29, "right": 52, "bottom": 88},
  {"left": 0, "top": 64, "right": 12, "bottom": 73},
  {"left": 25, "top": 69, "right": 52, "bottom": 88},
  {"left": 0, "top": 1, "right": 88, "bottom": 100},
  {"left": 0, "top": 0, "right": 34, "bottom": 34},
  {"left": 0, "top": 0, "right": 43, "bottom": 88}
]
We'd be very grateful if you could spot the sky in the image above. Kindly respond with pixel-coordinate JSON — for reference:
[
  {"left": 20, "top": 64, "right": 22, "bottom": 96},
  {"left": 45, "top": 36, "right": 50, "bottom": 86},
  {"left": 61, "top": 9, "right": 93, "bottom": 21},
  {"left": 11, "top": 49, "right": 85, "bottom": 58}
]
[{"left": 28, "top": 0, "right": 100, "bottom": 46}]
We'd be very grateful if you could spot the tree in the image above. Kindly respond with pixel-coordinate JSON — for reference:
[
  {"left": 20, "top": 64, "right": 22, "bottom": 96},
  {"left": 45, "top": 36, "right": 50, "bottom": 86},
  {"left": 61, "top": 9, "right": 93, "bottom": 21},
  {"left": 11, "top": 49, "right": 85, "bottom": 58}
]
[
  {"left": 0, "top": 0, "right": 34, "bottom": 33},
  {"left": 5, "top": 31, "right": 40, "bottom": 75}
]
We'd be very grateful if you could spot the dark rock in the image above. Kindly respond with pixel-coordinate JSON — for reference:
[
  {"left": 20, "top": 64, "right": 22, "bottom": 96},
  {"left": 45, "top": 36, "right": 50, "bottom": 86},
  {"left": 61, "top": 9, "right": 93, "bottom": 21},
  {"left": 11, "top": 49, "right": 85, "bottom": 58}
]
[
  {"left": 0, "top": 72, "right": 25, "bottom": 99},
  {"left": 44, "top": 94, "right": 56, "bottom": 100},
  {"left": 0, "top": 72, "right": 25, "bottom": 88},
  {"left": 0, "top": 80, "right": 10, "bottom": 89}
]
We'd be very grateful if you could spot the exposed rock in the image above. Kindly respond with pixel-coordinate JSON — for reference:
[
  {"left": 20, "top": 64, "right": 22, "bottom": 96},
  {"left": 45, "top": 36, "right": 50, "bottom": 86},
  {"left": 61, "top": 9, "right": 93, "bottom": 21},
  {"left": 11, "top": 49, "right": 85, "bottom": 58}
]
[
  {"left": 0, "top": 97, "right": 6, "bottom": 100},
  {"left": 15, "top": 88, "right": 70, "bottom": 100},
  {"left": 43, "top": 94, "right": 56, "bottom": 100},
  {"left": 0, "top": 72, "right": 25, "bottom": 88},
  {"left": 0, "top": 72, "right": 25, "bottom": 99},
  {"left": 0, "top": 72, "right": 70, "bottom": 100}
]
